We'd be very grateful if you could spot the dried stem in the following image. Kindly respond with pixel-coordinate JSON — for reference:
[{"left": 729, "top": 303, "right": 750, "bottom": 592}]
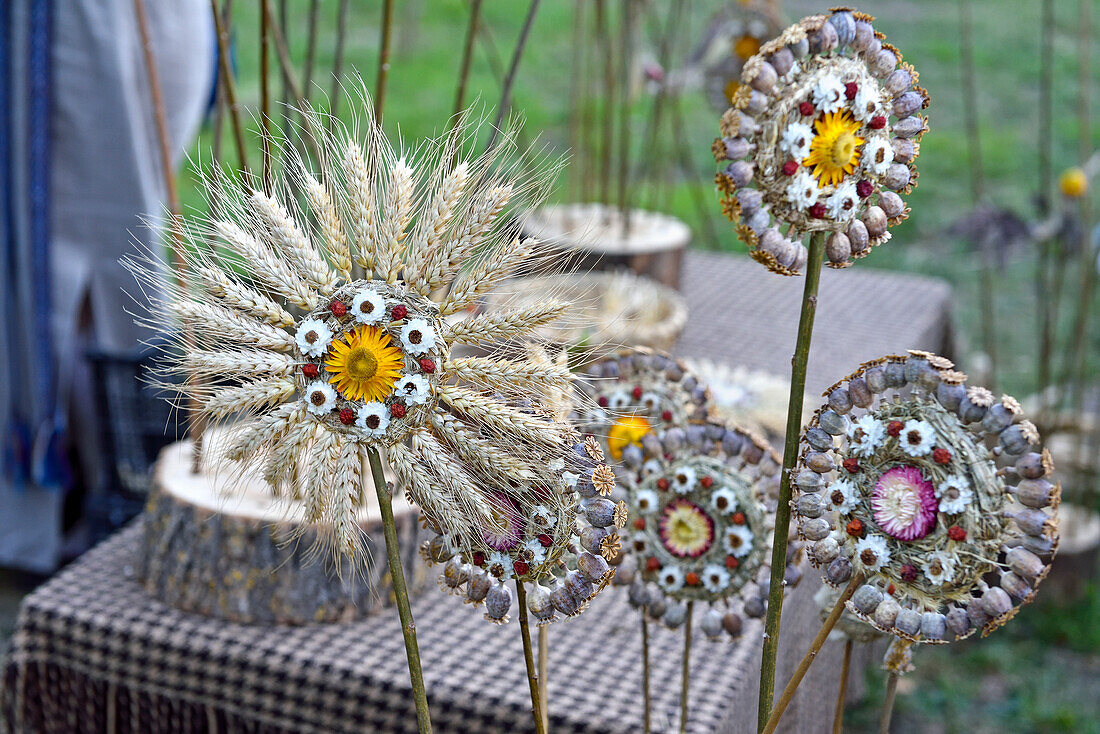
[
  {"left": 567, "top": 0, "right": 585, "bottom": 201},
  {"left": 679, "top": 601, "right": 694, "bottom": 734},
  {"left": 758, "top": 230, "right": 826, "bottom": 731},
  {"left": 878, "top": 672, "right": 900, "bottom": 734},
  {"left": 328, "top": 0, "right": 350, "bottom": 125},
  {"left": 593, "top": 0, "right": 614, "bottom": 208},
  {"left": 366, "top": 446, "right": 433, "bottom": 733},
  {"left": 303, "top": 0, "right": 320, "bottom": 99},
  {"left": 452, "top": 0, "right": 483, "bottom": 122},
  {"left": 375, "top": 0, "right": 395, "bottom": 121},
  {"left": 259, "top": 0, "right": 273, "bottom": 190},
  {"left": 616, "top": 0, "right": 635, "bottom": 232},
  {"left": 761, "top": 573, "right": 864, "bottom": 734},
  {"left": 1035, "top": 0, "right": 1055, "bottom": 411},
  {"left": 641, "top": 614, "right": 652, "bottom": 734},
  {"left": 516, "top": 582, "right": 547, "bottom": 734},
  {"left": 486, "top": 0, "right": 542, "bottom": 153},
  {"left": 832, "top": 639, "right": 853, "bottom": 734},
  {"left": 538, "top": 625, "right": 549, "bottom": 732},
  {"left": 210, "top": 0, "right": 250, "bottom": 175}
]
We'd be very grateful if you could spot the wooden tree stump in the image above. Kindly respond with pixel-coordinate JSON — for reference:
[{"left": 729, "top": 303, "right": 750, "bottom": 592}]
[
  {"left": 524, "top": 203, "right": 692, "bottom": 289},
  {"left": 137, "top": 436, "right": 427, "bottom": 625}
]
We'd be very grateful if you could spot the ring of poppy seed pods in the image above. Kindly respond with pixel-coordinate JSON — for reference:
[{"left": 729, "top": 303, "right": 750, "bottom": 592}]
[
  {"left": 294, "top": 280, "right": 445, "bottom": 443},
  {"left": 792, "top": 352, "right": 1059, "bottom": 644},
  {"left": 420, "top": 434, "right": 626, "bottom": 625},
  {"left": 713, "top": 9, "right": 928, "bottom": 275},
  {"left": 622, "top": 421, "right": 801, "bottom": 642}
]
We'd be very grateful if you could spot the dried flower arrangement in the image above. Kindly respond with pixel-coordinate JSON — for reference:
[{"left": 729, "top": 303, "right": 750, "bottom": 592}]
[
  {"left": 793, "top": 351, "right": 1059, "bottom": 643},
  {"left": 713, "top": 9, "right": 928, "bottom": 274},
  {"left": 689, "top": 2, "right": 783, "bottom": 112}
]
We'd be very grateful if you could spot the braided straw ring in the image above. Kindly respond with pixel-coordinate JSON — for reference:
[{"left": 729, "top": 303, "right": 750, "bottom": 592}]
[
  {"left": 792, "top": 352, "right": 1059, "bottom": 644},
  {"left": 713, "top": 9, "right": 929, "bottom": 275}
]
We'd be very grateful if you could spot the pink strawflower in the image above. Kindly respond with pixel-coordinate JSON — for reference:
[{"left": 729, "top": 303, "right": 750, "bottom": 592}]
[{"left": 871, "top": 466, "right": 938, "bottom": 540}]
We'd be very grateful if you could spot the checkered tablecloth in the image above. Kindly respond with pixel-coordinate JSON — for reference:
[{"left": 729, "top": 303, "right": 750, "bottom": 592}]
[{"left": 1, "top": 252, "right": 946, "bottom": 733}]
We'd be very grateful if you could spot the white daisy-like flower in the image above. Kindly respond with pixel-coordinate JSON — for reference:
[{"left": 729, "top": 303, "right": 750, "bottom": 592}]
[
  {"left": 670, "top": 466, "right": 697, "bottom": 494},
  {"left": 638, "top": 391, "right": 662, "bottom": 413},
  {"left": 394, "top": 374, "right": 431, "bottom": 405},
  {"left": 523, "top": 537, "right": 548, "bottom": 566},
  {"left": 851, "top": 84, "right": 881, "bottom": 122},
  {"left": 607, "top": 390, "right": 631, "bottom": 410},
  {"left": 350, "top": 289, "right": 387, "bottom": 325},
  {"left": 529, "top": 504, "right": 557, "bottom": 531},
  {"left": 825, "top": 181, "right": 860, "bottom": 221},
  {"left": 935, "top": 474, "right": 973, "bottom": 514},
  {"left": 920, "top": 551, "right": 957, "bottom": 586},
  {"left": 710, "top": 487, "right": 738, "bottom": 514},
  {"left": 779, "top": 122, "right": 815, "bottom": 161},
  {"left": 812, "top": 75, "right": 846, "bottom": 113},
  {"left": 862, "top": 136, "right": 893, "bottom": 176},
  {"left": 355, "top": 401, "right": 391, "bottom": 437},
  {"left": 725, "top": 524, "right": 754, "bottom": 557},
  {"left": 641, "top": 458, "right": 663, "bottom": 477},
  {"left": 658, "top": 566, "right": 685, "bottom": 592},
  {"left": 848, "top": 415, "right": 885, "bottom": 458},
  {"left": 486, "top": 550, "right": 512, "bottom": 579},
  {"left": 786, "top": 171, "right": 820, "bottom": 210},
  {"left": 304, "top": 381, "right": 337, "bottom": 415},
  {"left": 295, "top": 318, "right": 333, "bottom": 357},
  {"left": 701, "top": 564, "right": 731, "bottom": 593},
  {"left": 562, "top": 471, "right": 579, "bottom": 489},
  {"left": 400, "top": 318, "right": 437, "bottom": 355},
  {"left": 854, "top": 534, "right": 891, "bottom": 571},
  {"left": 825, "top": 477, "right": 861, "bottom": 514},
  {"left": 630, "top": 531, "right": 649, "bottom": 555},
  {"left": 634, "top": 488, "right": 660, "bottom": 515},
  {"left": 899, "top": 419, "right": 936, "bottom": 457}
]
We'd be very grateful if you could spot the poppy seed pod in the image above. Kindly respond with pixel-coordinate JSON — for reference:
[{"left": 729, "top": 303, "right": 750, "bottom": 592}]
[{"left": 484, "top": 583, "right": 513, "bottom": 623}]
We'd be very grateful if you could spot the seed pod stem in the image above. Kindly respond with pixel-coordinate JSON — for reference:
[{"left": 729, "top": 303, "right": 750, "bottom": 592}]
[{"left": 515, "top": 582, "right": 547, "bottom": 734}]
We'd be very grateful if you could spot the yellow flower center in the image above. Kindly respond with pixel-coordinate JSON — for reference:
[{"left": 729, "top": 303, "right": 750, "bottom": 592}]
[
  {"left": 803, "top": 110, "right": 865, "bottom": 188},
  {"left": 607, "top": 415, "right": 652, "bottom": 461},
  {"left": 724, "top": 79, "right": 741, "bottom": 103},
  {"left": 325, "top": 325, "right": 405, "bottom": 403},
  {"left": 734, "top": 34, "right": 761, "bottom": 60}
]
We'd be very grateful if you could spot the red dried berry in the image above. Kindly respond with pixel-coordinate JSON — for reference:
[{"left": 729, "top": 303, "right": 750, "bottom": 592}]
[
  {"left": 809, "top": 202, "right": 827, "bottom": 219},
  {"left": 870, "top": 115, "right": 887, "bottom": 130},
  {"left": 302, "top": 363, "right": 319, "bottom": 378},
  {"left": 418, "top": 358, "right": 436, "bottom": 374},
  {"left": 948, "top": 525, "right": 967, "bottom": 541},
  {"left": 725, "top": 556, "right": 740, "bottom": 569},
  {"left": 685, "top": 572, "right": 700, "bottom": 586},
  {"left": 390, "top": 403, "right": 407, "bottom": 418},
  {"left": 632, "top": 385, "right": 644, "bottom": 400},
  {"left": 900, "top": 564, "right": 918, "bottom": 582},
  {"left": 645, "top": 557, "right": 661, "bottom": 572},
  {"left": 732, "top": 511, "right": 747, "bottom": 526},
  {"left": 598, "top": 395, "right": 609, "bottom": 407},
  {"left": 846, "top": 518, "right": 864, "bottom": 537},
  {"left": 700, "top": 476, "right": 714, "bottom": 489},
  {"left": 933, "top": 447, "right": 951, "bottom": 464},
  {"left": 886, "top": 583, "right": 896, "bottom": 596},
  {"left": 538, "top": 534, "right": 553, "bottom": 547},
  {"left": 843, "top": 457, "right": 861, "bottom": 474},
  {"left": 887, "top": 420, "right": 904, "bottom": 437},
  {"left": 799, "top": 101, "right": 815, "bottom": 116},
  {"left": 633, "top": 517, "right": 646, "bottom": 531},
  {"left": 856, "top": 179, "right": 874, "bottom": 198},
  {"left": 661, "top": 410, "right": 673, "bottom": 422},
  {"left": 390, "top": 304, "right": 408, "bottom": 320},
  {"left": 844, "top": 82, "right": 858, "bottom": 100},
  {"left": 339, "top": 408, "right": 356, "bottom": 425},
  {"left": 473, "top": 552, "right": 486, "bottom": 566},
  {"left": 513, "top": 560, "right": 529, "bottom": 576},
  {"left": 657, "top": 478, "right": 670, "bottom": 491},
  {"left": 330, "top": 300, "right": 347, "bottom": 317},
  {"left": 781, "top": 160, "right": 799, "bottom": 176}
]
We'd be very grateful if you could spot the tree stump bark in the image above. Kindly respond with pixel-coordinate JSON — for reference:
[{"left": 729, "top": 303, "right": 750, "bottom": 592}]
[{"left": 137, "top": 436, "right": 427, "bottom": 625}]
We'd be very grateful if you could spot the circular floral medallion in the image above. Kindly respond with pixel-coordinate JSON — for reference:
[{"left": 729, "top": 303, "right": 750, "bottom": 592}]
[
  {"left": 793, "top": 352, "right": 1059, "bottom": 643},
  {"left": 690, "top": 3, "right": 784, "bottom": 112},
  {"left": 713, "top": 9, "right": 928, "bottom": 274}
]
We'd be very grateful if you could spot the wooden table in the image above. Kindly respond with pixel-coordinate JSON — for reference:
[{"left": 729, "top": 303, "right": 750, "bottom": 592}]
[{"left": 1, "top": 251, "right": 952, "bottom": 734}]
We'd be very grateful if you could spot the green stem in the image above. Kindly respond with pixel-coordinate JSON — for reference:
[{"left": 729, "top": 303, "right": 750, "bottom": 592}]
[
  {"left": 516, "top": 582, "right": 547, "bottom": 734},
  {"left": 758, "top": 230, "right": 826, "bottom": 731},
  {"left": 365, "top": 447, "right": 433, "bottom": 733},
  {"left": 761, "top": 573, "right": 864, "bottom": 734},
  {"left": 374, "top": 0, "right": 395, "bottom": 121},
  {"left": 451, "top": 0, "right": 483, "bottom": 122},
  {"left": 832, "top": 639, "right": 853, "bottom": 734},
  {"left": 641, "top": 614, "right": 651, "bottom": 734},
  {"left": 878, "top": 672, "right": 900, "bottom": 734},
  {"left": 680, "top": 601, "right": 694, "bottom": 734}
]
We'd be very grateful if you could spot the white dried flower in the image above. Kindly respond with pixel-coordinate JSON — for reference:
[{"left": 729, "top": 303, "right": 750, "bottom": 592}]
[
  {"left": 305, "top": 381, "right": 338, "bottom": 415},
  {"left": 786, "top": 171, "right": 820, "bottom": 210},
  {"left": 395, "top": 374, "right": 431, "bottom": 405},
  {"left": 863, "top": 137, "right": 893, "bottom": 176},
  {"left": 812, "top": 75, "right": 846, "bottom": 113},
  {"left": 701, "top": 564, "right": 731, "bottom": 593},
  {"left": 296, "top": 318, "right": 332, "bottom": 357},
  {"left": 848, "top": 415, "right": 885, "bottom": 458},
  {"left": 350, "top": 289, "right": 387, "bottom": 325},
  {"left": 635, "top": 488, "right": 660, "bottom": 515},
  {"left": 658, "top": 566, "right": 685, "bottom": 592},
  {"left": 825, "top": 181, "right": 860, "bottom": 221},
  {"left": 899, "top": 419, "right": 935, "bottom": 457},
  {"left": 400, "top": 318, "right": 437, "bottom": 355},
  {"left": 920, "top": 551, "right": 956, "bottom": 586},
  {"left": 356, "top": 401, "right": 390, "bottom": 437},
  {"left": 670, "top": 465, "right": 698, "bottom": 494},
  {"left": 780, "top": 122, "right": 815, "bottom": 161},
  {"left": 826, "top": 477, "right": 861, "bottom": 515},
  {"left": 725, "top": 524, "right": 754, "bottom": 557},
  {"left": 854, "top": 534, "right": 891, "bottom": 571},
  {"left": 936, "top": 475, "right": 973, "bottom": 514}
]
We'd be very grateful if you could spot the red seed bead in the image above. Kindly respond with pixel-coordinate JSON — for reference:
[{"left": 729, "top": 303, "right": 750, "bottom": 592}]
[
  {"left": 725, "top": 556, "right": 740, "bottom": 569},
  {"left": 473, "top": 552, "right": 486, "bottom": 566},
  {"left": 339, "top": 408, "right": 356, "bottom": 425},
  {"left": 390, "top": 304, "right": 408, "bottom": 320},
  {"left": 538, "top": 534, "right": 553, "bottom": 547},
  {"left": 661, "top": 410, "right": 673, "bottom": 422},
  {"left": 418, "top": 358, "right": 436, "bottom": 374},
  {"left": 732, "top": 511, "right": 747, "bottom": 525},
  {"left": 390, "top": 403, "right": 407, "bottom": 418},
  {"left": 700, "top": 476, "right": 714, "bottom": 489},
  {"left": 513, "top": 560, "right": 529, "bottom": 576},
  {"left": 799, "top": 101, "right": 815, "bottom": 116},
  {"left": 900, "top": 564, "right": 918, "bottom": 582},
  {"left": 933, "top": 447, "right": 951, "bottom": 464},
  {"left": 645, "top": 557, "right": 661, "bottom": 572},
  {"left": 632, "top": 385, "right": 643, "bottom": 400},
  {"left": 598, "top": 395, "right": 609, "bottom": 407},
  {"left": 870, "top": 115, "right": 887, "bottom": 129},
  {"left": 685, "top": 572, "right": 700, "bottom": 586},
  {"left": 856, "top": 179, "right": 874, "bottom": 198},
  {"left": 657, "top": 478, "right": 670, "bottom": 491},
  {"left": 302, "top": 363, "right": 319, "bottom": 378},
  {"left": 843, "top": 457, "right": 861, "bottom": 473},
  {"left": 781, "top": 160, "right": 799, "bottom": 176},
  {"left": 845, "top": 82, "right": 858, "bottom": 100},
  {"left": 330, "top": 300, "right": 347, "bottom": 317},
  {"left": 809, "top": 202, "right": 827, "bottom": 218},
  {"left": 887, "top": 420, "right": 904, "bottom": 437},
  {"left": 633, "top": 517, "right": 646, "bottom": 531},
  {"left": 886, "top": 583, "right": 896, "bottom": 596},
  {"left": 846, "top": 518, "right": 864, "bottom": 537},
  {"left": 948, "top": 525, "right": 967, "bottom": 541}
]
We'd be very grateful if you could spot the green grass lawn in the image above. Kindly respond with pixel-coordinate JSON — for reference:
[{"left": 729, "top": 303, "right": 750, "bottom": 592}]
[{"left": 179, "top": 4, "right": 1100, "bottom": 731}]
